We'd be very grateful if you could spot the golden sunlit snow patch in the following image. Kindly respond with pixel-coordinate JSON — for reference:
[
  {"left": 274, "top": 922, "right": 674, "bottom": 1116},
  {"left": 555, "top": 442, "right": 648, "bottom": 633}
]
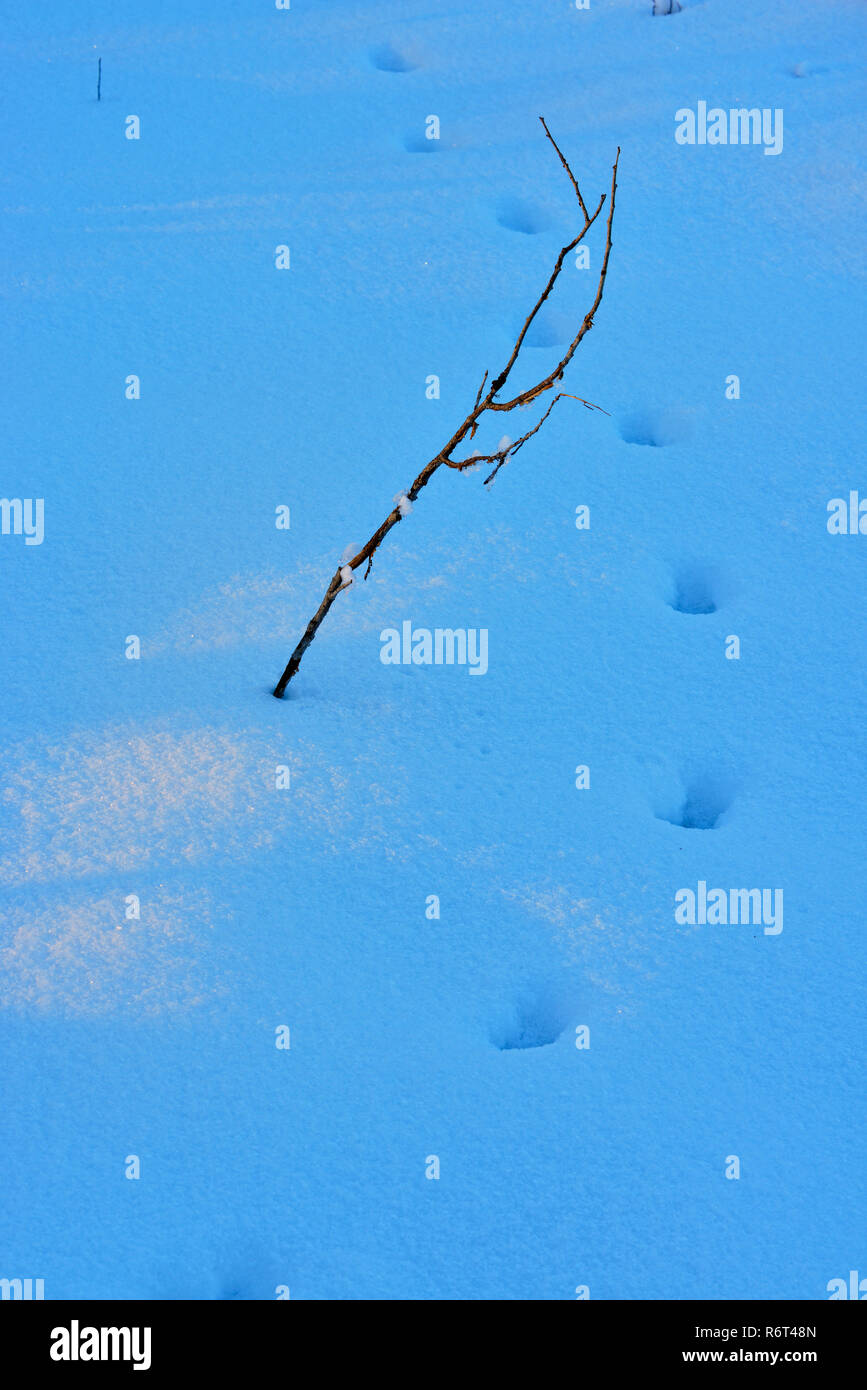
[
  {"left": 0, "top": 718, "right": 417, "bottom": 1014},
  {"left": 147, "top": 535, "right": 585, "bottom": 658},
  {"left": 0, "top": 886, "right": 224, "bottom": 1017},
  {"left": 0, "top": 723, "right": 356, "bottom": 888},
  {"left": 500, "top": 882, "right": 654, "bottom": 1004}
]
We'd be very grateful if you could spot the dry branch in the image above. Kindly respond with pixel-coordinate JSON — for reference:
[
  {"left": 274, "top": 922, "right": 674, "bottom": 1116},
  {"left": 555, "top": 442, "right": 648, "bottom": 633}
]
[{"left": 273, "top": 121, "right": 620, "bottom": 697}]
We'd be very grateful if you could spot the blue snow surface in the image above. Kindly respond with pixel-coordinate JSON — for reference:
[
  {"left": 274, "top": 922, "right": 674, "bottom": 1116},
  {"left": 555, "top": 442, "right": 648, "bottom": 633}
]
[{"left": 0, "top": 0, "right": 865, "bottom": 1301}]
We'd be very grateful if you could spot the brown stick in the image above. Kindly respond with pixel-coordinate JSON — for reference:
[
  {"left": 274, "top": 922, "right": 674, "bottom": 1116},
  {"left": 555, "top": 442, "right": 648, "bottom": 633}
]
[{"left": 273, "top": 123, "right": 620, "bottom": 697}]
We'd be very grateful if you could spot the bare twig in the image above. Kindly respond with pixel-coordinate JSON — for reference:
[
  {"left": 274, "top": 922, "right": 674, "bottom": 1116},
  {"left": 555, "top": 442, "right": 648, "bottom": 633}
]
[
  {"left": 539, "top": 117, "right": 589, "bottom": 220},
  {"left": 273, "top": 122, "right": 620, "bottom": 697}
]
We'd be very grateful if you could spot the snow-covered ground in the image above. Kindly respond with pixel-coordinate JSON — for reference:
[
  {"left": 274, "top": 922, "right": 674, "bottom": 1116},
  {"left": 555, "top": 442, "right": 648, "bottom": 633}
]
[{"left": 1, "top": 0, "right": 865, "bottom": 1299}]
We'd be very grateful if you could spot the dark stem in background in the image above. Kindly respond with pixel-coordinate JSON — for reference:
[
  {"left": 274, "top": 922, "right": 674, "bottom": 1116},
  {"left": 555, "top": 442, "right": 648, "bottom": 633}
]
[
  {"left": 272, "top": 119, "right": 620, "bottom": 698},
  {"left": 97, "top": 57, "right": 102, "bottom": 102}
]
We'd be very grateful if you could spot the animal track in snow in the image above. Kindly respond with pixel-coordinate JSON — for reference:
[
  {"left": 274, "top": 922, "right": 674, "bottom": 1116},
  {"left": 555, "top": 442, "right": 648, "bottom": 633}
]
[
  {"left": 667, "top": 562, "right": 721, "bottom": 615},
  {"left": 496, "top": 196, "right": 551, "bottom": 235},
  {"left": 619, "top": 405, "right": 694, "bottom": 447},
  {"left": 491, "top": 984, "right": 570, "bottom": 1051},
  {"left": 403, "top": 131, "right": 441, "bottom": 154},
  {"left": 370, "top": 43, "right": 418, "bottom": 73},
  {"left": 511, "top": 306, "right": 572, "bottom": 348},
  {"left": 656, "top": 771, "right": 734, "bottom": 830}
]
